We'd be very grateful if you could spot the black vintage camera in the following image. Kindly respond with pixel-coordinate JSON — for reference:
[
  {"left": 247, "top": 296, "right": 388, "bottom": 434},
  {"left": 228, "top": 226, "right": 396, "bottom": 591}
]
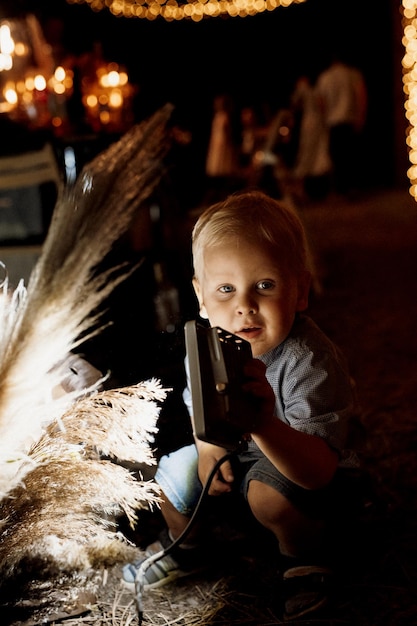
[{"left": 184, "top": 320, "right": 253, "bottom": 451}]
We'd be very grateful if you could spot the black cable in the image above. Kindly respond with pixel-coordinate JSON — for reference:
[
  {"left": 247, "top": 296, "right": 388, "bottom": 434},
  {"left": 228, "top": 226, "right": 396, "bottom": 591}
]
[{"left": 135, "top": 451, "right": 235, "bottom": 624}]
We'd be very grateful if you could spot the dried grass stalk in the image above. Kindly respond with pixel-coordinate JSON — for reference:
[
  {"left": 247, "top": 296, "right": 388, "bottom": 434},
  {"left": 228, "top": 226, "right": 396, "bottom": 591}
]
[
  {"left": 0, "top": 104, "right": 173, "bottom": 498},
  {"left": 0, "top": 380, "right": 166, "bottom": 589}
]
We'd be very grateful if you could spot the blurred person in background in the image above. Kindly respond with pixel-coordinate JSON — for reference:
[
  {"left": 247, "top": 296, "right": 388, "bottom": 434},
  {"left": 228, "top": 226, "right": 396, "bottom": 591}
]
[
  {"left": 204, "top": 94, "right": 240, "bottom": 203},
  {"left": 290, "top": 74, "right": 332, "bottom": 202},
  {"left": 316, "top": 53, "right": 368, "bottom": 199}
]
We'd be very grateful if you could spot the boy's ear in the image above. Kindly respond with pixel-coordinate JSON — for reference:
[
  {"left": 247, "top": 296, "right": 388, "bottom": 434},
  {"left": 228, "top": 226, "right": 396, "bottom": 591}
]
[
  {"left": 296, "top": 271, "right": 311, "bottom": 311},
  {"left": 192, "top": 277, "right": 209, "bottom": 319}
]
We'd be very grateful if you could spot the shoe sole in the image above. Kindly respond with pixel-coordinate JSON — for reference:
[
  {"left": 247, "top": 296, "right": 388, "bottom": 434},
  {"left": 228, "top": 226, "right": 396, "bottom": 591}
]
[
  {"left": 283, "top": 594, "right": 328, "bottom": 621},
  {"left": 121, "top": 564, "right": 206, "bottom": 591}
]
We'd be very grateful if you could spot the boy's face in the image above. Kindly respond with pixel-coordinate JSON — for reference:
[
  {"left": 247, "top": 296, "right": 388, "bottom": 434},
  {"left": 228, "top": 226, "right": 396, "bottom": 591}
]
[{"left": 193, "top": 240, "right": 310, "bottom": 358}]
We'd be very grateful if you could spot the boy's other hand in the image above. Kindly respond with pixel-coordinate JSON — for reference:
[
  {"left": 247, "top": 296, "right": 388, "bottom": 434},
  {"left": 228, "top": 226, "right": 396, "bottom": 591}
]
[
  {"left": 240, "top": 358, "right": 276, "bottom": 433},
  {"left": 196, "top": 441, "right": 234, "bottom": 496}
]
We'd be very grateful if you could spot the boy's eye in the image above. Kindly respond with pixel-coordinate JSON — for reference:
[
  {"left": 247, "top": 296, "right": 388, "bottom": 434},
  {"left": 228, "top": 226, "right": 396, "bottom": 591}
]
[
  {"left": 257, "top": 280, "right": 274, "bottom": 290},
  {"left": 219, "top": 285, "right": 234, "bottom": 293}
]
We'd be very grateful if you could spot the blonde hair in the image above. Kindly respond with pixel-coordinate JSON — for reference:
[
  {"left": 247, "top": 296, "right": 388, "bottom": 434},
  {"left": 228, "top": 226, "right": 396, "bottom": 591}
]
[{"left": 192, "top": 190, "right": 312, "bottom": 281}]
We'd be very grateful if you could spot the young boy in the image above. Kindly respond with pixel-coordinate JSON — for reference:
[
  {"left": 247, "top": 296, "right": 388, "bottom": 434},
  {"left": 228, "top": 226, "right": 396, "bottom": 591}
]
[{"left": 123, "top": 190, "right": 360, "bottom": 620}]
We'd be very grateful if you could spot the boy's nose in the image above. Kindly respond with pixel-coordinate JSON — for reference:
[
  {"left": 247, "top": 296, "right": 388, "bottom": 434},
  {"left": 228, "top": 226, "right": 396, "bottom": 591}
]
[{"left": 236, "top": 295, "right": 257, "bottom": 315}]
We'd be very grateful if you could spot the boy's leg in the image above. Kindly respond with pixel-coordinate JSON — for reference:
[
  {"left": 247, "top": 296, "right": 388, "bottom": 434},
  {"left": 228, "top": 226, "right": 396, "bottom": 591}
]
[
  {"left": 245, "top": 469, "right": 335, "bottom": 621},
  {"left": 122, "top": 444, "right": 205, "bottom": 590},
  {"left": 247, "top": 480, "right": 325, "bottom": 559},
  {"left": 159, "top": 492, "right": 192, "bottom": 539}
]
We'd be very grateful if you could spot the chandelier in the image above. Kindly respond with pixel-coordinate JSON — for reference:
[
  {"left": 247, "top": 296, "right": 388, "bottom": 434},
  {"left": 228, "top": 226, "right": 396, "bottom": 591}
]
[
  {"left": 66, "top": 0, "right": 306, "bottom": 22},
  {"left": 0, "top": 15, "right": 74, "bottom": 130},
  {"left": 0, "top": 15, "right": 135, "bottom": 135}
]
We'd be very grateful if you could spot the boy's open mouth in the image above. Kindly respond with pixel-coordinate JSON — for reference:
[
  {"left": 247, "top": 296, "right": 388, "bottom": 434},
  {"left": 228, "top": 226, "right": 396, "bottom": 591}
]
[{"left": 237, "top": 326, "right": 261, "bottom": 334}]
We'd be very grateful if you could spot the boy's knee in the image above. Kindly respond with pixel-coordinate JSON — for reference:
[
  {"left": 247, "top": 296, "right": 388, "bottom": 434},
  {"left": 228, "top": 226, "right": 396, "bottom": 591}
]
[
  {"left": 247, "top": 479, "right": 293, "bottom": 525},
  {"left": 247, "top": 480, "right": 326, "bottom": 558},
  {"left": 154, "top": 444, "right": 201, "bottom": 516}
]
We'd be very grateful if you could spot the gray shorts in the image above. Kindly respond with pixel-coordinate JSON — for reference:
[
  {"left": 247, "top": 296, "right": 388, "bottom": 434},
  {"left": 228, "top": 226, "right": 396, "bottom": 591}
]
[{"left": 155, "top": 443, "right": 358, "bottom": 519}]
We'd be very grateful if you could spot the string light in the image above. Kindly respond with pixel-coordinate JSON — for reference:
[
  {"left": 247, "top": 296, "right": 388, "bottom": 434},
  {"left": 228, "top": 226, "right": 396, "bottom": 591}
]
[
  {"left": 402, "top": 0, "right": 417, "bottom": 199},
  {"left": 66, "top": 0, "right": 305, "bottom": 22}
]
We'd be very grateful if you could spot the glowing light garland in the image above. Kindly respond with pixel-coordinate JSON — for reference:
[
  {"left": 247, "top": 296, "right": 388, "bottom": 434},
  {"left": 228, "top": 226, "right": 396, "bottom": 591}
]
[
  {"left": 66, "top": 0, "right": 305, "bottom": 22},
  {"left": 402, "top": 0, "right": 417, "bottom": 199}
]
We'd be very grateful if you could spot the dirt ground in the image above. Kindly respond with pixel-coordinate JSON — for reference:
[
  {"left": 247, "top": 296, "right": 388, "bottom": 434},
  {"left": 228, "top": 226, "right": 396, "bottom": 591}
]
[{"left": 4, "top": 185, "right": 417, "bottom": 626}]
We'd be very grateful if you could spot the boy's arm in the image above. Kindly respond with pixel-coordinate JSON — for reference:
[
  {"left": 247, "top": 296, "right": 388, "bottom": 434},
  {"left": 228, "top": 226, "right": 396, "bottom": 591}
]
[
  {"left": 252, "top": 415, "right": 339, "bottom": 490},
  {"left": 242, "top": 358, "right": 340, "bottom": 490}
]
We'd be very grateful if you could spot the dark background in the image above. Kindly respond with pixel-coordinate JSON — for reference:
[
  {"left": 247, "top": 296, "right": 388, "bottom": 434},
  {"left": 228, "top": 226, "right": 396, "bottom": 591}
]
[
  {"left": 0, "top": 0, "right": 408, "bottom": 400},
  {"left": 0, "top": 0, "right": 400, "bottom": 186}
]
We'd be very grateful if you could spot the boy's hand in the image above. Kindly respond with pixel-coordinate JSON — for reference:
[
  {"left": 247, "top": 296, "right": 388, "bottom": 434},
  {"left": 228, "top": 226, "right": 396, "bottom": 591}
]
[
  {"left": 239, "top": 358, "right": 276, "bottom": 434},
  {"left": 196, "top": 441, "right": 234, "bottom": 496}
]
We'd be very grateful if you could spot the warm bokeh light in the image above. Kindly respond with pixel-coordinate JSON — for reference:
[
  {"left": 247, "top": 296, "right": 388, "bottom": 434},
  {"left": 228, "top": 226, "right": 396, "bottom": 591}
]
[
  {"left": 82, "top": 62, "right": 135, "bottom": 132},
  {"left": 402, "top": 0, "right": 417, "bottom": 200},
  {"left": 66, "top": 0, "right": 305, "bottom": 21},
  {"left": 14, "top": 41, "right": 27, "bottom": 56},
  {"left": 0, "top": 24, "right": 14, "bottom": 55},
  {"left": 25, "top": 76, "right": 35, "bottom": 91},
  {"left": 34, "top": 74, "right": 47, "bottom": 91},
  {"left": 4, "top": 86, "right": 17, "bottom": 104},
  {"left": 0, "top": 16, "right": 74, "bottom": 131},
  {"left": 86, "top": 94, "right": 98, "bottom": 107},
  {"left": 54, "top": 66, "right": 66, "bottom": 82}
]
